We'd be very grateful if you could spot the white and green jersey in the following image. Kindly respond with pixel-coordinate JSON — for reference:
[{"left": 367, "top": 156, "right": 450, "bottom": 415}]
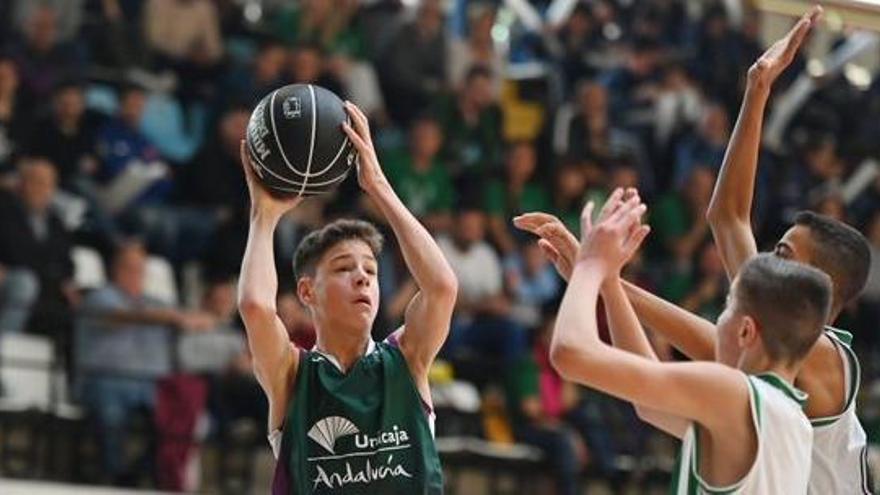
[
  {"left": 670, "top": 373, "right": 812, "bottom": 495},
  {"left": 809, "top": 327, "right": 873, "bottom": 494}
]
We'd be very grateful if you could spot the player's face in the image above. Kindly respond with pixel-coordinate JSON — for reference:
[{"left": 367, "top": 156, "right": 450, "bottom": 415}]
[
  {"left": 774, "top": 225, "right": 813, "bottom": 265},
  {"left": 715, "top": 281, "right": 745, "bottom": 367},
  {"left": 311, "top": 240, "right": 380, "bottom": 330}
]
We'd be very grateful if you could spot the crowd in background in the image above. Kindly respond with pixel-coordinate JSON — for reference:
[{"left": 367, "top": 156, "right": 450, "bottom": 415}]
[{"left": 0, "top": 0, "right": 878, "bottom": 492}]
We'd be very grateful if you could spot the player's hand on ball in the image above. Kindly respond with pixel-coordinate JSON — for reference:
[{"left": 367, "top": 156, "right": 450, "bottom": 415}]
[
  {"left": 240, "top": 140, "right": 303, "bottom": 218},
  {"left": 342, "top": 101, "right": 389, "bottom": 194},
  {"left": 747, "top": 5, "right": 821, "bottom": 91},
  {"left": 577, "top": 190, "right": 650, "bottom": 278}
]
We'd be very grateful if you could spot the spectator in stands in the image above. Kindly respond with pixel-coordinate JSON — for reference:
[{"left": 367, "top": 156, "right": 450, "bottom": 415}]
[
  {"left": 650, "top": 165, "right": 713, "bottom": 262},
  {"left": 0, "top": 56, "right": 28, "bottom": 177},
  {"left": 383, "top": 114, "right": 455, "bottom": 233},
  {"left": 287, "top": 42, "right": 345, "bottom": 98},
  {"left": 75, "top": 239, "right": 215, "bottom": 485},
  {"left": 381, "top": 0, "right": 447, "bottom": 124},
  {"left": 434, "top": 66, "right": 503, "bottom": 186},
  {"left": 183, "top": 278, "right": 267, "bottom": 443},
  {"left": 857, "top": 211, "right": 880, "bottom": 352},
  {"left": 7, "top": 5, "right": 81, "bottom": 110},
  {"left": 439, "top": 207, "right": 527, "bottom": 362},
  {"left": 226, "top": 39, "right": 287, "bottom": 106},
  {"left": 89, "top": 83, "right": 172, "bottom": 245},
  {"left": 85, "top": 0, "right": 149, "bottom": 70},
  {"left": 693, "top": 5, "right": 751, "bottom": 114},
  {"left": 143, "top": 0, "right": 223, "bottom": 101},
  {"left": 599, "top": 36, "right": 663, "bottom": 132},
  {"left": 551, "top": 162, "right": 588, "bottom": 235},
  {"left": 504, "top": 242, "right": 561, "bottom": 329},
  {"left": 11, "top": 0, "right": 84, "bottom": 44},
  {"left": 558, "top": 82, "right": 650, "bottom": 194},
  {"left": 673, "top": 102, "right": 730, "bottom": 188},
  {"left": 555, "top": 3, "right": 601, "bottom": 91},
  {"left": 25, "top": 79, "right": 103, "bottom": 193},
  {"left": 505, "top": 312, "right": 586, "bottom": 495},
  {"left": 0, "top": 158, "right": 76, "bottom": 342},
  {"left": 485, "top": 141, "right": 551, "bottom": 255},
  {"left": 447, "top": 4, "right": 503, "bottom": 96},
  {"left": 172, "top": 105, "right": 249, "bottom": 262},
  {"left": 271, "top": 0, "right": 364, "bottom": 57},
  {"left": 143, "top": 0, "right": 222, "bottom": 66},
  {"left": 674, "top": 241, "right": 729, "bottom": 321}
]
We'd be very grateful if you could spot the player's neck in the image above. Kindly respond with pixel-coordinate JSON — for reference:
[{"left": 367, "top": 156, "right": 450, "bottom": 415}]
[
  {"left": 314, "top": 327, "right": 372, "bottom": 372},
  {"left": 741, "top": 356, "right": 798, "bottom": 385}
]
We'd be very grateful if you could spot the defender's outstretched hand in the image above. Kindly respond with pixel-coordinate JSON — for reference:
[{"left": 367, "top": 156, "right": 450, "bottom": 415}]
[
  {"left": 240, "top": 140, "right": 303, "bottom": 218},
  {"left": 748, "top": 6, "right": 822, "bottom": 91},
  {"left": 515, "top": 188, "right": 649, "bottom": 281},
  {"left": 577, "top": 190, "right": 650, "bottom": 278},
  {"left": 342, "top": 101, "right": 389, "bottom": 194}
]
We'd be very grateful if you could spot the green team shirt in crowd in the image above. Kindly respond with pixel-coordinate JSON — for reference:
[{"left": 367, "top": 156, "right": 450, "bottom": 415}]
[
  {"left": 484, "top": 180, "right": 551, "bottom": 218},
  {"left": 384, "top": 150, "right": 454, "bottom": 218},
  {"left": 271, "top": 338, "right": 443, "bottom": 495}
]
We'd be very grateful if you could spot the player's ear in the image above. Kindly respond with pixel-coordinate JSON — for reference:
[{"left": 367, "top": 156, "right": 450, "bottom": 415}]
[
  {"left": 738, "top": 315, "right": 761, "bottom": 350},
  {"left": 297, "top": 276, "right": 315, "bottom": 306}
]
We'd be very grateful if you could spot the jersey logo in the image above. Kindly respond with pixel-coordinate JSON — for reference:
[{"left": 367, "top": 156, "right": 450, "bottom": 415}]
[{"left": 308, "top": 416, "right": 360, "bottom": 454}]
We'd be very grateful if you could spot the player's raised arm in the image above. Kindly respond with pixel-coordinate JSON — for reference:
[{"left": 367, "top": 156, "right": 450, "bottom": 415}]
[
  {"left": 514, "top": 210, "right": 717, "bottom": 361},
  {"left": 236, "top": 141, "right": 303, "bottom": 425},
  {"left": 342, "top": 102, "right": 458, "bottom": 390},
  {"left": 707, "top": 7, "right": 821, "bottom": 279},
  {"left": 550, "top": 195, "right": 751, "bottom": 436}
]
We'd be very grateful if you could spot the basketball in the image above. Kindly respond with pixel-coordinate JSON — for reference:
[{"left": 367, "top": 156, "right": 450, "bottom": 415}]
[{"left": 245, "top": 84, "right": 357, "bottom": 196}]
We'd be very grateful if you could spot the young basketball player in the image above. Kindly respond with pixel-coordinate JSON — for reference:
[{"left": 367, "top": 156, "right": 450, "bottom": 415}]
[
  {"left": 551, "top": 191, "right": 831, "bottom": 494},
  {"left": 516, "top": 7, "right": 874, "bottom": 493},
  {"left": 237, "top": 102, "right": 457, "bottom": 494}
]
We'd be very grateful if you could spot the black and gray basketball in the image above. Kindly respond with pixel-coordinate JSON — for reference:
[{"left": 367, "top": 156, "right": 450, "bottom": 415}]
[{"left": 245, "top": 84, "right": 357, "bottom": 196}]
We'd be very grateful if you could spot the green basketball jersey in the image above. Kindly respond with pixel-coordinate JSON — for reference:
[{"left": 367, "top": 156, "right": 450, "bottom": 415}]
[{"left": 271, "top": 339, "right": 444, "bottom": 494}]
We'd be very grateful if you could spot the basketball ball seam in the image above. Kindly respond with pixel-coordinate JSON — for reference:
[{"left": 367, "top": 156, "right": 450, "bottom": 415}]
[
  {"left": 248, "top": 137, "right": 348, "bottom": 190},
  {"left": 269, "top": 88, "right": 307, "bottom": 180},
  {"left": 298, "top": 85, "right": 318, "bottom": 196}
]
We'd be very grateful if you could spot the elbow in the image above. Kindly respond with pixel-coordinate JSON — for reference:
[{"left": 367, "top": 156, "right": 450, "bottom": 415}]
[
  {"left": 237, "top": 296, "right": 276, "bottom": 322},
  {"left": 427, "top": 271, "right": 459, "bottom": 302},
  {"left": 549, "top": 343, "right": 579, "bottom": 381},
  {"left": 706, "top": 199, "right": 742, "bottom": 227}
]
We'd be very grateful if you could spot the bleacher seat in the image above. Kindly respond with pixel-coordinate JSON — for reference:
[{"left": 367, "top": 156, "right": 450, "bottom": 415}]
[
  {"left": 144, "top": 256, "right": 179, "bottom": 306},
  {"left": 71, "top": 246, "right": 106, "bottom": 291}
]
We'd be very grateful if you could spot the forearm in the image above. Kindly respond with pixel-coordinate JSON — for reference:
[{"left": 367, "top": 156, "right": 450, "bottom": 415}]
[
  {"left": 367, "top": 181, "right": 457, "bottom": 295},
  {"left": 551, "top": 263, "right": 604, "bottom": 367},
  {"left": 622, "top": 280, "right": 716, "bottom": 361},
  {"left": 237, "top": 213, "right": 281, "bottom": 315},
  {"left": 602, "top": 278, "right": 658, "bottom": 360},
  {"left": 707, "top": 84, "right": 770, "bottom": 223}
]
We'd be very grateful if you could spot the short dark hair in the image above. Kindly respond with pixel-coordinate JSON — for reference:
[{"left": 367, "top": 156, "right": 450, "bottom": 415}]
[
  {"left": 292, "top": 219, "right": 384, "bottom": 280},
  {"left": 794, "top": 211, "right": 871, "bottom": 305},
  {"left": 734, "top": 254, "right": 832, "bottom": 365},
  {"left": 464, "top": 65, "right": 493, "bottom": 84}
]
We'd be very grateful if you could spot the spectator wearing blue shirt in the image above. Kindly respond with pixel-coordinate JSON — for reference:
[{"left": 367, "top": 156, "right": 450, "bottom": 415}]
[{"left": 75, "top": 240, "right": 216, "bottom": 484}]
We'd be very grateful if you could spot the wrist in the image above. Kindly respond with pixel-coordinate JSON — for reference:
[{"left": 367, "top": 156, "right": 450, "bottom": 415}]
[
  {"left": 573, "top": 258, "right": 613, "bottom": 281},
  {"left": 744, "top": 81, "right": 771, "bottom": 101}
]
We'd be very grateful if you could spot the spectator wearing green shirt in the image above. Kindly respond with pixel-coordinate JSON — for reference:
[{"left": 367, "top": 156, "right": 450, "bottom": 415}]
[
  {"left": 485, "top": 141, "right": 551, "bottom": 254},
  {"left": 550, "top": 163, "right": 589, "bottom": 236},
  {"left": 434, "top": 66, "right": 503, "bottom": 186},
  {"left": 384, "top": 115, "right": 455, "bottom": 233},
  {"left": 649, "top": 166, "right": 714, "bottom": 301}
]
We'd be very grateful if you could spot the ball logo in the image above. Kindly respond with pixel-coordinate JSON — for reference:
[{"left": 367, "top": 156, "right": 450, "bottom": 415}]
[
  {"left": 308, "top": 416, "right": 360, "bottom": 454},
  {"left": 283, "top": 96, "right": 303, "bottom": 119}
]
